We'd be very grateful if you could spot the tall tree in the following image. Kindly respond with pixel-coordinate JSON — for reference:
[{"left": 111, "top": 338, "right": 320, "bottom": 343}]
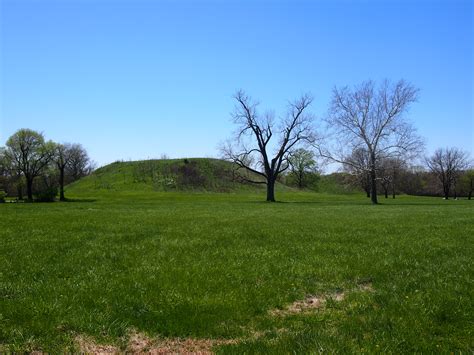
[
  {"left": 316, "top": 80, "right": 423, "bottom": 204},
  {"left": 5, "top": 129, "right": 55, "bottom": 201},
  {"left": 426, "top": 148, "right": 470, "bottom": 199},
  {"left": 222, "top": 90, "right": 315, "bottom": 201},
  {"left": 288, "top": 148, "right": 318, "bottom": 188}
]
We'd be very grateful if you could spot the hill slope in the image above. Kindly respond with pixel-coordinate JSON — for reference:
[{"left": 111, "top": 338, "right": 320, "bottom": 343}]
[{"left": 66, "top": 158, "right": 282, "bottom": 194}]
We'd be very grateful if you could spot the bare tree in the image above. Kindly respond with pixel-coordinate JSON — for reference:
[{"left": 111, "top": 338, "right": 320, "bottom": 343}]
[
  {"left": 5, "top": 129, "right": 55, "bottom": 201},
  {"left": 316, "top": 80, "right": 423, "bottom": 204},
  {"left": 66, "top": 144, "right": 93, "bottom": 181},
  {"left": 426, "top": 148, "right": 470, "bottom": 199},
  {"left": 54, "top": 143, "right": 74, "bottom": 201},
  {"left": 343, "top": 147, "right": 371, "bottom": 198},
  {"left": 222, "top": 90, "right": 315, "bottom": 201},
  {"left": 378, "top": 163, "right": 392, "bottom": 199},
  {"left": 378, "top": 157, "right": 407, "bottom": 199}
]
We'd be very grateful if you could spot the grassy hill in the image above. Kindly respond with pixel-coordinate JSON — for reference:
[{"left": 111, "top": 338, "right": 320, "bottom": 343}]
[{"left": 66, "top": 158, "right": 290, "bottom": 195}]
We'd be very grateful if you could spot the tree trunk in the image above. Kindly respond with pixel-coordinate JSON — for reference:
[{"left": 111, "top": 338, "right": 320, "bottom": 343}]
[
  {"left": 59, "top": 167, "right": 65, "bottom": 201},
  {"left": 365, "top": 174, "right": 371, "bottom": 197},
  {"left": 392, "top": 178, "right": 396, "bottom": 199},
  {"left": 26, "top": 177, "right": 34, "bottom": 201},
  {"left": 444, "top": 185, "right": 450, "bottom": 199},
  {"left": 266, "top": 179, "right": 276, "bottom": 202},
  {"left": 469, "top": 179, "right": 473, "bottom": 200},
  {"left": 384, "top": 187, "right": 388, "bottom": 199},
  {"left": 17, "top": 184, "right": 23, "bottom": 200},
  {"left": 369, "top": 156, "right": 378, "bottom": 204},
  {"left": 298, "top": 172, "right": 303, "bottom": 189}
]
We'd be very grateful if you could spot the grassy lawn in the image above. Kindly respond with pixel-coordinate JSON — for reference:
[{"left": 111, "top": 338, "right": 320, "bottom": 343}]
[{"left": 0, "top": 191, "right": 473, "bottom": 352}]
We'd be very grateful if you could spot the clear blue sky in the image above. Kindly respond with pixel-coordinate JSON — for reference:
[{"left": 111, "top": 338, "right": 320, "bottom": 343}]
[{"left": 1, "top": 0, "right": 472, "bottom": 167}]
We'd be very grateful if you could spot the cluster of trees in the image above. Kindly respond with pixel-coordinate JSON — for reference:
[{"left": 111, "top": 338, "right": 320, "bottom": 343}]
[
  {"left": 0, "top": 129, "right": 93, "bottom": 202},
  {"left": 344, "top": 148, "right": 473, "bottom": 200},
  {"left": 223, "top": 80, "right": 472, "bottom": 203}
]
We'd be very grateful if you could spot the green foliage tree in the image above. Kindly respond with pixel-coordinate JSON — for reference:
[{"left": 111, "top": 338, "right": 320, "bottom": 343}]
[
  {"left": 5, "top": 129, "right": 55, "bottom": 201},
  {"left": 459, "top": 169, "right": 474, "bottom": 200},
  {"left": 0, "top": 147, "right": 6, "bottom": 202},
  {"left": 288, "top": 148, "right": 318, "bottom": 189}
]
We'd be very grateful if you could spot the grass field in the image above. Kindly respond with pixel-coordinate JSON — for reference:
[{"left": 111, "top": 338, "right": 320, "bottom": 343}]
[{"left": 1, "top": 189, "right": 473, "bottom": 352}]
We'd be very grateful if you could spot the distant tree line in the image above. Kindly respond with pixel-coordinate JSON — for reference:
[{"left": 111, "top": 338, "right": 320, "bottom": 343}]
[
  {"left": 342, "top": 150, "right": 473, "bottom": 200},
  {"left": 278, "top": 146, "right": 473, "bottom": 200},
  {"left": 0, "top": 129, "right": 94, "bottom": 202}
]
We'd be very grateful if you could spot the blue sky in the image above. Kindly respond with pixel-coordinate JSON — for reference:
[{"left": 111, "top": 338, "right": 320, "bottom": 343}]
[{"left": 1, "top": 0, "right": 472, "bottom": 167}]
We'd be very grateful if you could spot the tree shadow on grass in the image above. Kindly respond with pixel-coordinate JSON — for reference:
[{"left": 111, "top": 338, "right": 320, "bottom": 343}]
[{"left": 62, "top": 198, "right": 97, "bottom": 203}]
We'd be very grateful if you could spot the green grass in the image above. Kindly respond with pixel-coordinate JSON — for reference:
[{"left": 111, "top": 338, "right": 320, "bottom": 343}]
[{"left": 1, "top": 189, "right": 473, "bottom": 352}]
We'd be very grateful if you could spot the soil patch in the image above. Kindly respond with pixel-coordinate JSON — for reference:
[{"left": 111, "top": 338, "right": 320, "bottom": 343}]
[{"left": 76, "top": 331, "right": 238, "bottom": 354}]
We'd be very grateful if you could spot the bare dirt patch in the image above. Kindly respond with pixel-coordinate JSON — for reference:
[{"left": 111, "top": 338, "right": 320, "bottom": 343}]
[
  {"left": 270, "top": 282, "right": 375, "bottom": 317},
  {"left": 75, "top": 335, "right": 119, "bottom": 354},
  {"left": 76, "top": 330, "right": 238, "bottom": 354},
  {"left": 358, "top": 281, "right": 374, "bottom": 292},
  {"left": 269, "top": 290, "right": 345, "bottom": 316}
]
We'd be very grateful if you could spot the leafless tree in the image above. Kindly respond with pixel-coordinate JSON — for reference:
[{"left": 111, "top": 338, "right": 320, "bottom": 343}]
[
  {"left": 426, "top": 148, "right": 470, "bottom": 199},
  {"left": 66, "top": 144, "right": 93, "bottom": 181},
  {"left": 315, "top": 80, "right": 423, "bottom": 204},
  {"left": 54, "top": 143, "right": 75, "bottom": 201},
  {"left": 343, "top": 147, "right": 371, "bottom": 198},
  {"left": 378, "top": 157, "right": 407, "bottom": 199},
  {"left": 222, "top": 90, "right": 315, "bottom": 201}
]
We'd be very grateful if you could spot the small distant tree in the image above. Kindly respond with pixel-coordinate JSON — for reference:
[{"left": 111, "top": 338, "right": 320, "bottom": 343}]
[
  {"left": 343, "top": 148, "right": 371, "bottom": 198},
  {"left": 316, "top": 80, "right": 423, "bottom": 204},
  {"left": 5, "top": 129, "right": 55, "bottom": 201},
  {"left": 378, "top": 164, "right": 392, "bottom": 199},
  {"left": 288, "top": 148, "right": 318, "bottom": 188},
  {"left": 54, "top": 143, "right": 74, "bottom": 201},
  {"left": 378, "top": 157, "right": 406, "bottom": 198},
  {"left": 222, "top": 90, "right": 316, "bottom": 202},
  {"left": 426, "top": 148, "right": 470, "bottom": 199},
  {"left": 66, "top": 144, "right": 93, "bottom": 181},
  {"left": 462, "top": 169, "right": 474, "bottom": 200}
]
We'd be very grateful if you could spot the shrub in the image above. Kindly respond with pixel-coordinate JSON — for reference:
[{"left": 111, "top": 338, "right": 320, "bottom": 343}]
[{"left": 0, "top": 190, "right": 5, "bottom": 203}]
